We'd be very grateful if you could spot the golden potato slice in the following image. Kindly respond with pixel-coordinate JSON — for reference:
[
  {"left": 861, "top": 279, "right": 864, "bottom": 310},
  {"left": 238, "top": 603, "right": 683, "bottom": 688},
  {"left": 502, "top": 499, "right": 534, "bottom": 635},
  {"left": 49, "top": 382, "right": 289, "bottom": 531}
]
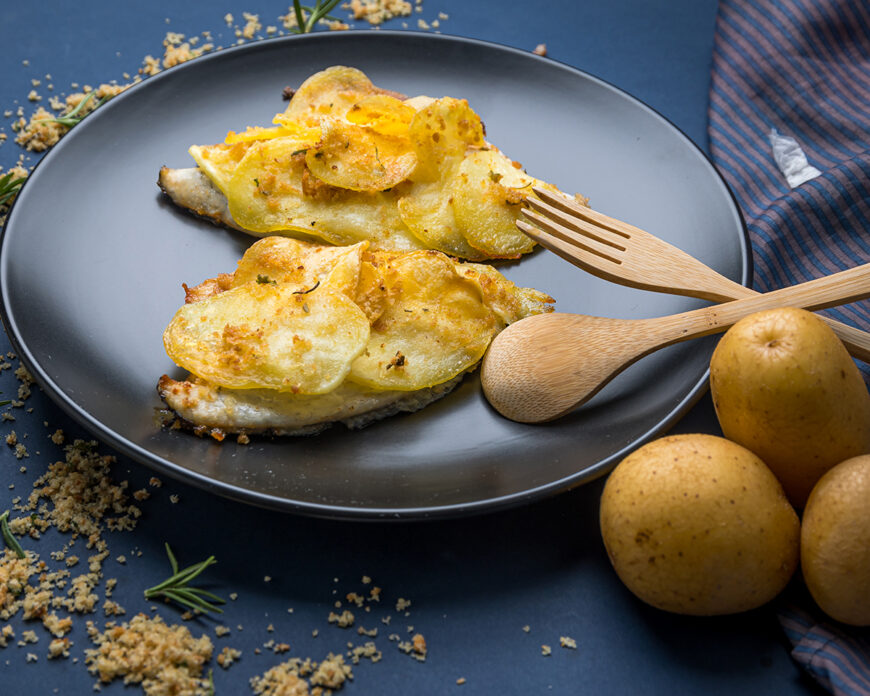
[
  {"left": 345, "top": 95, "right": 416, "bottom": 136},
  {"left": 349, "top": 251, "right": 502, "bottom": 391},
  {"left": 395, "top": 98, "right": 488, "bottom": 255},
  {"left": 353, "top": 251, "right": 403, "bottom": 324},
  {"left": 188, "top": 142, "right": 250, "bottom": 194},
  {"left": 281, "top": 66, "right": 385, "bottom": 127},
  {"left": 407, "top": 97, "right": 485, "bottom": 182},
  {"left": 455, "top": 262, "right": 554, "bottom": 324},
  {"left": 164, "top": 282, "right": 370, "bottom": 394},
  {"left": 232, "top": 237, "right": 366, "bottom": 298},
  {"left": 224, "top": 136, "right": 423, "bottom": 251},
  {"left": 403, "top": 95, "right": 436, "bottom": 111},
  {"left": 396, "top": 181, "right": 485, "bottom": 260},
  {"left": 305, "top": 118, "right": 417, "bottom": 192},
  {"left": 451, "top": 148, "right": 539, "bottom": 258},
  {"left": 226, "top": 124, "right": 319, "bottom": 144}
]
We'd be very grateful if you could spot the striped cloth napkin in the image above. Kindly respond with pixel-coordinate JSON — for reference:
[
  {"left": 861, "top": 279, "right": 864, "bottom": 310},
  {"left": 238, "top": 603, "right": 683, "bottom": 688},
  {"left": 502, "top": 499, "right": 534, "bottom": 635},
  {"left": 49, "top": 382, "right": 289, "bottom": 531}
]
[
  {"left": 709, "top": 2, "right": 870, "bottom": 694},
  {"left": 708, "top": 0, "right": 870, "bottom": 383}
]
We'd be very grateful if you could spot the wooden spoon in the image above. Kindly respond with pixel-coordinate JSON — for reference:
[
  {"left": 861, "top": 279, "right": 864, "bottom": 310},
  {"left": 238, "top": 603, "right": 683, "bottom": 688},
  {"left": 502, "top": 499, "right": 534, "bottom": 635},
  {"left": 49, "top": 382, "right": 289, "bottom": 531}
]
[{"left": 481, "top": 263, "right": 870, "bottom": 423}]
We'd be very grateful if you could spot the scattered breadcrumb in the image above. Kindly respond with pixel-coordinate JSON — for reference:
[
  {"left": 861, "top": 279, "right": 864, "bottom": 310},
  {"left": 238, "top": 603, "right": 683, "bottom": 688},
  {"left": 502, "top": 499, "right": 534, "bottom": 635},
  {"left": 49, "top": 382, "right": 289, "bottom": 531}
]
[
  {"left": 541, "top": 644, "right": 552, "bottom": 656},
  {"left": 251, "top": 653, "right": 353, "bottom": 695},
  {"left": 456, "top": 677, "right": 466, "bottom": 685},
  {"left": 48, "top": 636, "right": 72, "bottom": 659},
  {"left": 216, "top": 645, "right": 242, "bottom": 669},
  {"left": 533, "top": 43, "right": 547, "bottom": 56},
  {"left": 560, "top": 636, "right": 577, "bottom": 649},
  {"left": 346, "top": 0, "right": 412, "bottom": 25},
  {"left": 328, "top": 609, "right": 355, "bottom": 628}
]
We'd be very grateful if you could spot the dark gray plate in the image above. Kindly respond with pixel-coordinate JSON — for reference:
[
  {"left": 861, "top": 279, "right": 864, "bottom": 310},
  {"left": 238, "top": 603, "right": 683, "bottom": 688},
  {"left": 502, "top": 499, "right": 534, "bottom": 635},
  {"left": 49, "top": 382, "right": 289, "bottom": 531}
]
[{"left": 0, "top": 32, "right": 748, "bottom": 519}]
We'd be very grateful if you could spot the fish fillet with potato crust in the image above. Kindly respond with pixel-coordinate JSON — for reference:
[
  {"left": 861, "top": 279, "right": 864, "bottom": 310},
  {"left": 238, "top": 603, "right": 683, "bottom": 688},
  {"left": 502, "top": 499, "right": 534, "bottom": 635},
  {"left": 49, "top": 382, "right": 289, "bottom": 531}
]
[{"left": 158, "top": 237, "right": 553, "bottom": 436}]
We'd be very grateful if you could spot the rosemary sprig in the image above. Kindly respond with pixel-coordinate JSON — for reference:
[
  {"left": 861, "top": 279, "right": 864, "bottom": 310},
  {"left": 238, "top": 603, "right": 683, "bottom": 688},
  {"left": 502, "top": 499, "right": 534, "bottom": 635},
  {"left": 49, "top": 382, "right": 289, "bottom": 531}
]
[
  {"left": 37, "top": 91, "right": 105, "bottom": 128},
  {"left": 0, "top": 511, "right": 26, "bottom": 559},
  {"left": 0, "top": 171, "right": 25, "bottom": 208},
  {"left": 144, "top": 543, "right": 225, "bottom": 614},
  {"left": 290, "top": 0, "right": 343, "bottom": 33}
]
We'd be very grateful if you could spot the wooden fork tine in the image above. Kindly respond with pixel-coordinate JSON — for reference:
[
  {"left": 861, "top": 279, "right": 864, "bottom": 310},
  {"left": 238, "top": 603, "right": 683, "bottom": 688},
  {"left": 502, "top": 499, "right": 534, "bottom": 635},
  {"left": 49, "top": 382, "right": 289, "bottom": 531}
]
[
  {"left": 516, "top": 220, "right": 618, "bottom": 274},
  {"left": 532, "top": 186, "right": 640, "bottom": 239},
  {"left": 521, "top": 207, "right": 625, "bottom": 262},
  {"left": 525, "top": 197, "right": 627, "bottom": 251}
]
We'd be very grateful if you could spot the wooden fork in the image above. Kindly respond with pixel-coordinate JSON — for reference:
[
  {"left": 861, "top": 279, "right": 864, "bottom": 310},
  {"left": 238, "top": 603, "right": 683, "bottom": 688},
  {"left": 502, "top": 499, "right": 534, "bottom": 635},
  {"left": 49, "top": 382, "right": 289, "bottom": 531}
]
[{"left": 518, "top": 187, "right": 870, "bottom": 363}]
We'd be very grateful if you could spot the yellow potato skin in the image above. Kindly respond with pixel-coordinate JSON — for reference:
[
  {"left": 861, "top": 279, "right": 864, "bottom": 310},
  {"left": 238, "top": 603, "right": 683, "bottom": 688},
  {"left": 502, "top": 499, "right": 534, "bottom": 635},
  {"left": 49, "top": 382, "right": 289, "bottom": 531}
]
[
  {"left": 600, "top": 434, "right": 799, "bottom": 616},
  {"left": 801, "top": 454, "right": 870, "bottom": 626},
  {"left": 710, "top": 307, "right": 870, "bottom": 509}
]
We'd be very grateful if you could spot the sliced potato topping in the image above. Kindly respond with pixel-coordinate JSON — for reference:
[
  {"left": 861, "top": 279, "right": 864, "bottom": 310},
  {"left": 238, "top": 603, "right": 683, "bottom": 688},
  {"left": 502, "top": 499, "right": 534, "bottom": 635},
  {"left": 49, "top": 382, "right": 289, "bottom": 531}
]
[
  {"left": 280, "top": 65, "right": 387, "bottom": 127},
  {"left": 345, "top": 94, "right": 416, "bottom": 136},
  {"left": 173, "top": 66, "right": 582, "bottom": 260},
  {"left": 452, "top": 148, "right": 541, "bottom": 258},
  {"left": 188, "top": 142, "right": 250, "bottom": 194},
  {"left": 164, "top": 281, "right": 370, "bottom": 394},
  {"left": 166, "top": 238, "right": 554, "bottom": 401},
  {"left": 225, "top": 136, "right": 421, "bottom": 250},
  {"left": 348, "top": 251, "right": 503, "bottom": 391},
  {"left": 304, "top": 117, "right": 416, "bottom": 192}
]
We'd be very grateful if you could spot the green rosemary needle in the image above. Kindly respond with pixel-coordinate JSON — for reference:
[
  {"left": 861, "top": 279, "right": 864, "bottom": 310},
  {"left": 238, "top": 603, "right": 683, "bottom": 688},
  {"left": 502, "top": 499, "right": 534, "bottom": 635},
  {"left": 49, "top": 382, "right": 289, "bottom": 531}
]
[
  {"left": 0, "top": 171, "right": 25, "bottom": 208},
  {"left": 144, "top": 543, "right": 225, "bottom": 614},
  {"left": 37, "top": 91, "right": 105, "bottom": 128},
  {"left": 0, "top": 511, "right": 26, "bottom": 559},
  {"left": 291, "top": 0, "right": 343, "bottom": 33}
]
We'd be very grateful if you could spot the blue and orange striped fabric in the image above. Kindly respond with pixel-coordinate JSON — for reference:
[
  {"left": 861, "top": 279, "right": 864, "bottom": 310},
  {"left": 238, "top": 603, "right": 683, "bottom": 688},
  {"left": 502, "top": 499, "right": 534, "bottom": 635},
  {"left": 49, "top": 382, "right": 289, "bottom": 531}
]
[{"left": 708, "top": 0, "right": 870, "bottom": 382}]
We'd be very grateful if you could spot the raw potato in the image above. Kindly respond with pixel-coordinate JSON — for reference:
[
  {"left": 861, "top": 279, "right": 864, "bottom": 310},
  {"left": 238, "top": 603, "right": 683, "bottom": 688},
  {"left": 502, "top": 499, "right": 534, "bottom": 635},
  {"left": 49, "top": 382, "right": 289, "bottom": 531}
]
[
  {"left": 599, "top": 433, "right": 799, "bottom": 616},
  {"left": 801, "top": 454, "right": 870, "bottom": 626},
  {"left": 710, "top": 307, "right": 870, "bottom": 508}
]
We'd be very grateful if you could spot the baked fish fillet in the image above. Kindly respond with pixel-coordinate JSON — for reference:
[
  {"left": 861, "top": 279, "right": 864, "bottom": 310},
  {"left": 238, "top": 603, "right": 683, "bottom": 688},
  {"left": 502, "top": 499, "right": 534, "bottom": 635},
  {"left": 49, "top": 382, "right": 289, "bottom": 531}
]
[
  {"left": 157, "top": 237, "right": 554, "bottom": 438},
  {"left": 158, "top": 373, "right": 465, "bottom": 437}
]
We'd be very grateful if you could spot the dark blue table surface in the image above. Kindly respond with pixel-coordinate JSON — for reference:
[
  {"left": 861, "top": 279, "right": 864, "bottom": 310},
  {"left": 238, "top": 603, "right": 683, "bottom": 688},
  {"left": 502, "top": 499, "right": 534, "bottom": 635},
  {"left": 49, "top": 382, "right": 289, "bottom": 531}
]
[{"left": 0, "top": 2, "right": 824, "bottom": 694}]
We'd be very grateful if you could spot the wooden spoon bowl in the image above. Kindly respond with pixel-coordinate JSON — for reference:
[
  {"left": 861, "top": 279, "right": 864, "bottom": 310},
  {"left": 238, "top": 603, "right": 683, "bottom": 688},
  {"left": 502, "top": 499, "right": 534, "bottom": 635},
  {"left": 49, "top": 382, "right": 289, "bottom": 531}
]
[{"left": 481, "top": 263, "right": 870, "bottom": 423}]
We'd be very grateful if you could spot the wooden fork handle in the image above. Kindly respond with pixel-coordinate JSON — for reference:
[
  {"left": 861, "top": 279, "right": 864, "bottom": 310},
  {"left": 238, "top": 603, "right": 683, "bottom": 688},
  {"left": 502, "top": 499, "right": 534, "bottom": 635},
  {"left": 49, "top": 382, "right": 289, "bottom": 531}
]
[{"left": 713, "top": 281, "right": 870, "bottom": 363}]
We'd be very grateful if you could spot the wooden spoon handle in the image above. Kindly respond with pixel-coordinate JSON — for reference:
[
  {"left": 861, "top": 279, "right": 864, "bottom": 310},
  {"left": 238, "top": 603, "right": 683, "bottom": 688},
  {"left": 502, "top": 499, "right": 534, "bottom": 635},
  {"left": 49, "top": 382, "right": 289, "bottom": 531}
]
[
  {"left": 655, "top": 262, "right": 870, "bottom": 345},
  {"left": 686, "top": 276, "right": 870, "bottom": 363}
]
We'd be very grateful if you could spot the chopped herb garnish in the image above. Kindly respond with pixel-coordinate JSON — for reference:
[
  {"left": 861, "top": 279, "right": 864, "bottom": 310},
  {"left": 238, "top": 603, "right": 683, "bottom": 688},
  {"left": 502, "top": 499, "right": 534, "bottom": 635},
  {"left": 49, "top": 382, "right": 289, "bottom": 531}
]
[
  {"left": 0, "top": 511, "right": 25, "bottom": 559},
  {"left": 256, "top": 274, "right": 276, "bottom": 285},
  {"left": 0, "top": 171, "right": 25, "bottom": 208},
  {"left": 291, "top": 148, "right": 308, "bottom": 157},
  {"left": 292, "top": 280, "right": 320, "bottom": 295},
  {"left": 143, "top": 543, "right": 225, "bottom": 615},
  {"left": 290, "top": 0, "right": 343, "bottom": 33},
  {"left": 488, "top": 170, "right": 503, "bottom": 183},
  {"left": 302, "top": 303, "right": 310, "bottom": 313}
]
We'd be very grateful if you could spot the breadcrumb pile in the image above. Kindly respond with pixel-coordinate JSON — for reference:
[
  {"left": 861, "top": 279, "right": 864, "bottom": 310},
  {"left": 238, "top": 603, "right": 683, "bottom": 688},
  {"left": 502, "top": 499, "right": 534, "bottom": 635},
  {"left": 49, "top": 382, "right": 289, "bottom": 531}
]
[{"left": 84, "top": 613, "right": 213, "bottom": 695}]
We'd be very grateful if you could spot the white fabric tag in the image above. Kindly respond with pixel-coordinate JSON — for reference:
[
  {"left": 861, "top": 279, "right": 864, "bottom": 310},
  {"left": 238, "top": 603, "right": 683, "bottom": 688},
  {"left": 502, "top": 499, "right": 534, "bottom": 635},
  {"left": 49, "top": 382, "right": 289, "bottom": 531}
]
[{"left": 769, "top": 128, "right": 822, "bottom": 188}]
